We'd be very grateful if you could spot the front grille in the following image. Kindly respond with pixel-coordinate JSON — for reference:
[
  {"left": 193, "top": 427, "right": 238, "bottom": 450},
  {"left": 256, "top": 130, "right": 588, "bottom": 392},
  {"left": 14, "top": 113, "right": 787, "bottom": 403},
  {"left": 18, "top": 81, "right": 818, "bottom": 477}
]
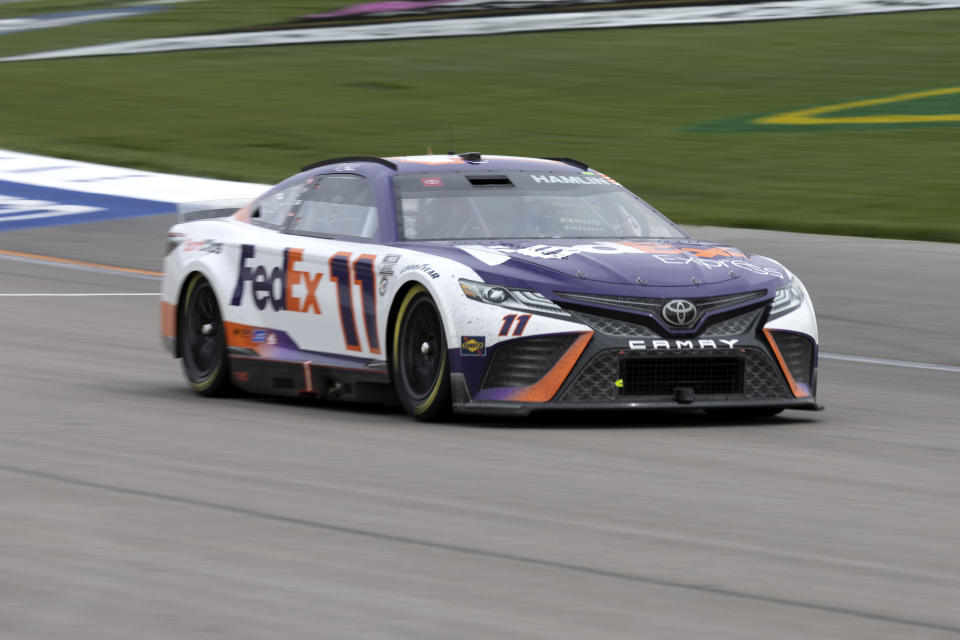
[
  {"left": 619, "top": 357, "right": 743, "bottom": 396},
  {"left": 481, "top": 334, "right": 577, "bottom": 389},
  {"left": 700, "top": 308, "right": 763, "bottom": 337},
  {"left": 770, "top": 331, "right": 814, "bottom": 387},
  {"left": 561, "top": 347, "right": 789, "bottom": 402},
  {"left": 556, "top": 290, "right": 765, "bottom": 318},
  {"left": 570, "top": 310, "right": 660, "bottom": 337}
]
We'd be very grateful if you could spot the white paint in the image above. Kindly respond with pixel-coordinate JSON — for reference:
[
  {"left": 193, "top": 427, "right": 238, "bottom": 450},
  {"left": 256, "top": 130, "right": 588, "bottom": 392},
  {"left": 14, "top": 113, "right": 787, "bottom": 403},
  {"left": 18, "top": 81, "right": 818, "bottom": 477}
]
[
  {"left": 820, "top": 352, "right": 960, "bottom": 374},
  {"left": 0, "top": 292, "right": 160, "bottom": 296},
  {"left": 2, "top": 0, "right": 958, "bottom": 61},
  {"left": 0, "top": 149, "right": 267, "bottom": 204},
  {"left": 0, "top": 7, "right": 156, "bottom": 36}
]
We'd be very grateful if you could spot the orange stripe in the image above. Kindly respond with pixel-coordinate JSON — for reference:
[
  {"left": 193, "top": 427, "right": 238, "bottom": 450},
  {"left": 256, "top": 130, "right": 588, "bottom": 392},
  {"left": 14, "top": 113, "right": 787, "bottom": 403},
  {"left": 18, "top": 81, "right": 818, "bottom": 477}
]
[
  {"left": 763, "top": 328, "right": 810, "bottom": 398},
  {"left": 507, "top": 332, "right": 593, "bottom": 403},
  {"left": 0, "top": 248, "right": 163, "bottom": 277},
  {"left": 160, "top": 301, "right": 177, "bottom": 339}
]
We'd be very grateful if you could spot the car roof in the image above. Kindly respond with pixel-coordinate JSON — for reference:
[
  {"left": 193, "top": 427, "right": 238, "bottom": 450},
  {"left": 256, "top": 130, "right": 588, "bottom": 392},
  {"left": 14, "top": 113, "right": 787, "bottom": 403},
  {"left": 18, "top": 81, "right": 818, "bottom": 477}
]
[{"left": 299, "top": 153, "right": 590, "bottom": 176}]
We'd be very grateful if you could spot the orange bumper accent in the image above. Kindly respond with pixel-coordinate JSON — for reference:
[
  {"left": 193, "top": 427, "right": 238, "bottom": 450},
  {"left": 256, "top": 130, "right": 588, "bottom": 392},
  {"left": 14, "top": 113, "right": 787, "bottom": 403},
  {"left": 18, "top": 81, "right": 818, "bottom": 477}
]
[
  {"left": 763, "top": 328, "right": 811, "bottom": 398},
  {"left": 506, "top": 332, "right": 593, "bottom": 403}
]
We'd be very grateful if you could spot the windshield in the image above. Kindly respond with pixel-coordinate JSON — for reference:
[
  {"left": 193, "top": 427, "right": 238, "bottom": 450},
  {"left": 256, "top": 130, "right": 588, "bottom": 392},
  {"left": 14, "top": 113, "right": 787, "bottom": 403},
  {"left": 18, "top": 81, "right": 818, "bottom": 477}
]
[{"left": 396, "top": 171, "right": 687, "bottom": 241}]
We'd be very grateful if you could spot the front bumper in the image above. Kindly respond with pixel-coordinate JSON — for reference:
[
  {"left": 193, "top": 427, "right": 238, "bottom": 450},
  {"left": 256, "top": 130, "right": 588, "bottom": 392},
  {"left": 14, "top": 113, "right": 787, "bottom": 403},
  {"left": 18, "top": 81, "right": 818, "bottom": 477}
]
[
  {"left": 453, "top": 394, "right": 821, "bottom": 416},
  {"left": 450, "top": 303, "right": 820, "bottom": 415}
]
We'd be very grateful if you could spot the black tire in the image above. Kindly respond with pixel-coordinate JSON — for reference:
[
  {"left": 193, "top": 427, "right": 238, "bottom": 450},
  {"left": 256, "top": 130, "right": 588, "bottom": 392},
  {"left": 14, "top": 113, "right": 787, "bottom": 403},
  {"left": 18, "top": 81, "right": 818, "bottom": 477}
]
[
  {"left": 704, "top": 407, "right": 784, "bottom": 419},
  {"left": 179, "top": 274, "right": 231, "bottom": 397},
  {"left": 392, "top": 285, "right": 451, "bottom": 421}
]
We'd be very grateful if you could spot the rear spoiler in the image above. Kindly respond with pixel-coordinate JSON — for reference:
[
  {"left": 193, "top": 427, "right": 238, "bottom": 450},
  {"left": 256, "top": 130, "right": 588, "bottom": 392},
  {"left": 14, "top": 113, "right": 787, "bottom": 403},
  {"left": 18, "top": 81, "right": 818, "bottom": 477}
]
[{"left": 176, "top": 198, "right": 254, "bottom": 223}]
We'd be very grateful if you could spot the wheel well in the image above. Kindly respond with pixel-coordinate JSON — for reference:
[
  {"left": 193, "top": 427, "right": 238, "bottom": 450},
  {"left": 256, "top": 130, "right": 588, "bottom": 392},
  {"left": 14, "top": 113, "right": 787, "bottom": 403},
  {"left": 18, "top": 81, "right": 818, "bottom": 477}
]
[
  {"left": 386, "top": 281, "right": 425, "bottom": 365},
  {"left": 173, "top": 271, "right": 204, "bottom": 358}
]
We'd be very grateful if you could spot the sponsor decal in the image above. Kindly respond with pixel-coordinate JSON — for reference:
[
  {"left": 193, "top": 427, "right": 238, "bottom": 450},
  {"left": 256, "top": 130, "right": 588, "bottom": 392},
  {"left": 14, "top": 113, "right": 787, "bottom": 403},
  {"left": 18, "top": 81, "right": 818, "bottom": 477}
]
[
  {"left": 378, "top": 276, "right": 389, "bottom": 296},
  {"left": 457, "top": 241, "right": 781, "bottom": 279},
  {"left": 421, "top": 177, "right": 444, "bottom": 187},
  {"left": 230, "top": 244, "right": 323, "bottom": 314},
  {"left": 379, "top": 253, "right": 400, "bottom": 277},
  {"left": 233, "top": 370, "right": 251, "bottom": 383},
  {"left": 252, "top": 329, "right": 268, "bottom": 343},
  {"left": 229, "top": 245, "right": 381, "bottom": 354},
  {"left": 628, "top": 338, "right": 740, "bottom": 350},
  {"left": 182, "top": 238, "right": 223, "bottom": 255},
  {"left": 653, "top": 254, "right": 783, "bottom": 279},
  {"left": 461, "top": 335, "right": 486, "bottom": 356},
  {"left": 400, "top": 263, "right": 440, "bottom": 279}
]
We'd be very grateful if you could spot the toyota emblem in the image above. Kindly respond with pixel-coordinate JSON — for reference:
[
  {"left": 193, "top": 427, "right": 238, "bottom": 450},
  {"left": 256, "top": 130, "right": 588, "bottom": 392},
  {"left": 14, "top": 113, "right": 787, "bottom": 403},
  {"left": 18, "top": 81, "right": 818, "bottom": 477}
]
[{"left": 662, "top": 299, "right": 697, "bottom": 326}]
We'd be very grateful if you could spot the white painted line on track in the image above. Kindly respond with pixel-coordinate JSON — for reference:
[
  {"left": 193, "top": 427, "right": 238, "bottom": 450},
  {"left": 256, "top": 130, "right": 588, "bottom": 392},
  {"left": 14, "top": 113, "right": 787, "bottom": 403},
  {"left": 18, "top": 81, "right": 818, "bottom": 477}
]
[
  {"left": 821, "top": 352, "right": 960, "bottom": 374},
  {"left": 0, "top": 292, "right": 160, "bottom": 296}
]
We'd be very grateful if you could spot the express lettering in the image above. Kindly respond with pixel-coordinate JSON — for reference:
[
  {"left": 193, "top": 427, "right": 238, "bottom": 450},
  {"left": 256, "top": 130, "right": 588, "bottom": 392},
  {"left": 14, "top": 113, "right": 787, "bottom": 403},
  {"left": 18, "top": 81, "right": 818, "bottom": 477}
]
[
  {"left": 653, "top": 254, "right": 783, "bottom": 279},
  {"left": 230, "top": 244, "right": 322, "bottom": 314}
]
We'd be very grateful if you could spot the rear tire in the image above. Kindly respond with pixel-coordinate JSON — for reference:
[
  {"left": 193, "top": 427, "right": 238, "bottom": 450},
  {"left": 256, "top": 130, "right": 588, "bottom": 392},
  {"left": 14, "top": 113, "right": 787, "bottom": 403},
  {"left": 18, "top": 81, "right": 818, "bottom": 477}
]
[
  {"left": 392, "top": 285, "right": 451, "bottom": 422},
  {"left": 179, "top": 274, "right": 231, "bottom": 397}
]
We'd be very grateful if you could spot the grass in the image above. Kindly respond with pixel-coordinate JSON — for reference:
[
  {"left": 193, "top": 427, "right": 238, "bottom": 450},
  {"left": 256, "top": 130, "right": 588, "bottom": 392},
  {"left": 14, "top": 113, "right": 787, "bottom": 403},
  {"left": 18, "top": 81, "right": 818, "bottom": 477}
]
[{"left": 0, "top": 4, "right": 958, "bottom": 242}]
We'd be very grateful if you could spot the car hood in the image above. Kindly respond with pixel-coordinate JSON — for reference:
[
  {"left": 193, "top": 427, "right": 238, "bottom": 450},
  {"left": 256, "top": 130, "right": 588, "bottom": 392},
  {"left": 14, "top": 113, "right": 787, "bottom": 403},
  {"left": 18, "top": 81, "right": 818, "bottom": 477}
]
[{"left": 403, "top": 239, "right": 789, "bottom": 295}]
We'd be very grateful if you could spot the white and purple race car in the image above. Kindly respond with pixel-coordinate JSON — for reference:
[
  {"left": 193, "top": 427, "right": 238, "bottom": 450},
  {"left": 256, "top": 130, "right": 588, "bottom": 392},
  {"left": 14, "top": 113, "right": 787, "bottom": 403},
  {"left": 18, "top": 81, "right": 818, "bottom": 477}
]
[{"left": 161, "top": 153, "right": 819, "bottom": 420}]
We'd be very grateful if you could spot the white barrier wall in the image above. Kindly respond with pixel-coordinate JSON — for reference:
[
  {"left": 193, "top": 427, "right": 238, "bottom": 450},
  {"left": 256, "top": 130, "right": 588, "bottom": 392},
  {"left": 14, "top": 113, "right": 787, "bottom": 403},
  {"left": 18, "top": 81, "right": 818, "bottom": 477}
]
[{"left": 0, "top": 149, "right": 267, "bottom": 231}]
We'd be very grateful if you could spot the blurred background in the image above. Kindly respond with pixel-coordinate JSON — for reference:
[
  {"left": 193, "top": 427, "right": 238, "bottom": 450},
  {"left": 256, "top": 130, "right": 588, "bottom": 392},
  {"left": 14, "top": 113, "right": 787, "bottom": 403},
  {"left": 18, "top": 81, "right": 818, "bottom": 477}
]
[
  {"left": 1, "top": 3, "right": 959, "bottom": 639},
  {"left": 1, "top": 0, "right": 958, "bottom": 241}
]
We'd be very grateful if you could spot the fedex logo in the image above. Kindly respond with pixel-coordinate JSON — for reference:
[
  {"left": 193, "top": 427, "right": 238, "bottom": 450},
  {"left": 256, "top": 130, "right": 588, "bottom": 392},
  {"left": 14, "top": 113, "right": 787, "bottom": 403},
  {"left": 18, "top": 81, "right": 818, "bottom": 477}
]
[{"left": 230, "top": 244, "right": 322, "bottom": 314}]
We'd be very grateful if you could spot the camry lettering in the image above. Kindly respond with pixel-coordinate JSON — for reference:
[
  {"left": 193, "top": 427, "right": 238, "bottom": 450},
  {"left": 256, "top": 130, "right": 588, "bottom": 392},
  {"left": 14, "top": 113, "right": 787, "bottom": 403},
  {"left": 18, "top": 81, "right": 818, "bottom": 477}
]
[
  {"left": 231, "top": 244, "right": 323, "bottom": 314},
  {"left": 628, "top": 338, "right": 740, "bottom": 350}
]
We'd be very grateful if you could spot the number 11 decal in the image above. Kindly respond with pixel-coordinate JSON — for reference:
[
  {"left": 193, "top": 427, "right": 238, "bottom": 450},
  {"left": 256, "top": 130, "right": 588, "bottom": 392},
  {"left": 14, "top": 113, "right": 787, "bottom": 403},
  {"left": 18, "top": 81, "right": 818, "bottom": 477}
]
[{"left": 330, "top": 252, "right": 380, "bottom": 354}]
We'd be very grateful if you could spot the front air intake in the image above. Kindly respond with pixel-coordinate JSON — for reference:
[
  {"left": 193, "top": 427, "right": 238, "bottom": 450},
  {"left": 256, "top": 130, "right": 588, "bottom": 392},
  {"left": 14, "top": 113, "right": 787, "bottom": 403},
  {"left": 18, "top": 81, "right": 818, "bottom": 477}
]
[
  {"left": 770, "top": 331, "right": 815, "bottom": 387},
  {"left": 481, "top": 335, "right": 577, "bottom": 389}
]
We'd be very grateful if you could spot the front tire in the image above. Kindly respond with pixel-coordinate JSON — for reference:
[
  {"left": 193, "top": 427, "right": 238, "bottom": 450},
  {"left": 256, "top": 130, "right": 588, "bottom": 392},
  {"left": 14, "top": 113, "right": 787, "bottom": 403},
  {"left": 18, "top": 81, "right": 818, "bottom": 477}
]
[
  {"left": 179, "top": 274, "right": 231, "bottom": 397},
  {"left": 392, "top": 285, "right": 451, "bottom": 421}
]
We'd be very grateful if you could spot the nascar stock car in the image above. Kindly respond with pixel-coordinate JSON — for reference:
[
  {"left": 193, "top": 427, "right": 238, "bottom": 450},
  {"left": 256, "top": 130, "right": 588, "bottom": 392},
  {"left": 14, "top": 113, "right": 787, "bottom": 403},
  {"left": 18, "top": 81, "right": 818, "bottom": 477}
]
[{"left": 161, "top": 153, "right": 820, "bottom": 420}]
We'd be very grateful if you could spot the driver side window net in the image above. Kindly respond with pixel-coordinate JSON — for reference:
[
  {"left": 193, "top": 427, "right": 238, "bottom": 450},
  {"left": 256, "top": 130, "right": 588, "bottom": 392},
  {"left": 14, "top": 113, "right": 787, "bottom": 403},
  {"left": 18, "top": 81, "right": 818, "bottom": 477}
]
[{"left": 289, "top": 174, "right": 378, "bottom": 238}]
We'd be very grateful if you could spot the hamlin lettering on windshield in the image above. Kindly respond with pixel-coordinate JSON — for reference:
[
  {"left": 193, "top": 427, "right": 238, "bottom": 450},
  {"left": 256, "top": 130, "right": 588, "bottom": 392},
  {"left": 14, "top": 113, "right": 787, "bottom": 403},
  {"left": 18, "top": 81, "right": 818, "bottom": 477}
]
[
  {"left": 530, "top": 174, "right": 609, "bottom": 185},
  {"left": 230, "top": 244, "right": 323, "bottom": 314},
  {"left": 628, "top": 339, "right": 740, "bottom": 350}
]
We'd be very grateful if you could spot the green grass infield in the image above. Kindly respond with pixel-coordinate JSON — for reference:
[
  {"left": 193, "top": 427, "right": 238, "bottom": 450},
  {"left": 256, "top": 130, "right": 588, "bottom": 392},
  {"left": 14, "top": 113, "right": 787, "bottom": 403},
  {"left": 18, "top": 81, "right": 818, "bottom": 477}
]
[{"left": 0, "top": 4, "right": 958, "bottom": 242}]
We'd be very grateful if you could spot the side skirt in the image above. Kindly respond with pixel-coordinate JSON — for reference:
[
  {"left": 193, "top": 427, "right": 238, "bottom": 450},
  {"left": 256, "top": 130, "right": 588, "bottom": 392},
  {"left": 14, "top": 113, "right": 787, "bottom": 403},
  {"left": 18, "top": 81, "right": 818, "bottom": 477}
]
[{"left": 228, "top": 355, "right": 397, "bottom": 404}]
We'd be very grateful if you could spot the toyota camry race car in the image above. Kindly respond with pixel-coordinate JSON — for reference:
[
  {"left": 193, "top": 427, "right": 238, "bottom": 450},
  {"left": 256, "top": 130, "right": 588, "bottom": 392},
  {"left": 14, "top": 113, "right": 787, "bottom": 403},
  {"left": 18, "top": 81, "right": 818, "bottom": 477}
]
[{"left": 161, "top": 153, "right": 820, "bottom": 420}]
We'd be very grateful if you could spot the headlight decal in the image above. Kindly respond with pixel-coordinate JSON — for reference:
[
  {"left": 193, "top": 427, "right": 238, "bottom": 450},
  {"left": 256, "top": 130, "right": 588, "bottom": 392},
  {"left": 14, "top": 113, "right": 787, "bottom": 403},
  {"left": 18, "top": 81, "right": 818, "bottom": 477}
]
[
  {"left": 769, "top": 277, "right": 804, "bottom": 319},
  {"left": 459, "top": 279, "right": 570, "bottom": 316}
]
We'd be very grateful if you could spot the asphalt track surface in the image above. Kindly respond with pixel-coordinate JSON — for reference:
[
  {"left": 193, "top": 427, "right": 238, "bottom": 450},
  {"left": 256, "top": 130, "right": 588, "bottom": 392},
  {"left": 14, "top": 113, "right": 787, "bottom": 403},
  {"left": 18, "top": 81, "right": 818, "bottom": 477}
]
[{"left": 1, "top": 215, "right": 958, "bottom": 638}]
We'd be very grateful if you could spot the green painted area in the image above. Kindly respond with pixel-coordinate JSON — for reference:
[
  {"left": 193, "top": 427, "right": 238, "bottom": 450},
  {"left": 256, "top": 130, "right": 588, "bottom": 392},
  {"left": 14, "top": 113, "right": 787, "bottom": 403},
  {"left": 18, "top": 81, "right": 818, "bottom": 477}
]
[{"left": 0, "top": 4, "right": 959, "bottom": 242}]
